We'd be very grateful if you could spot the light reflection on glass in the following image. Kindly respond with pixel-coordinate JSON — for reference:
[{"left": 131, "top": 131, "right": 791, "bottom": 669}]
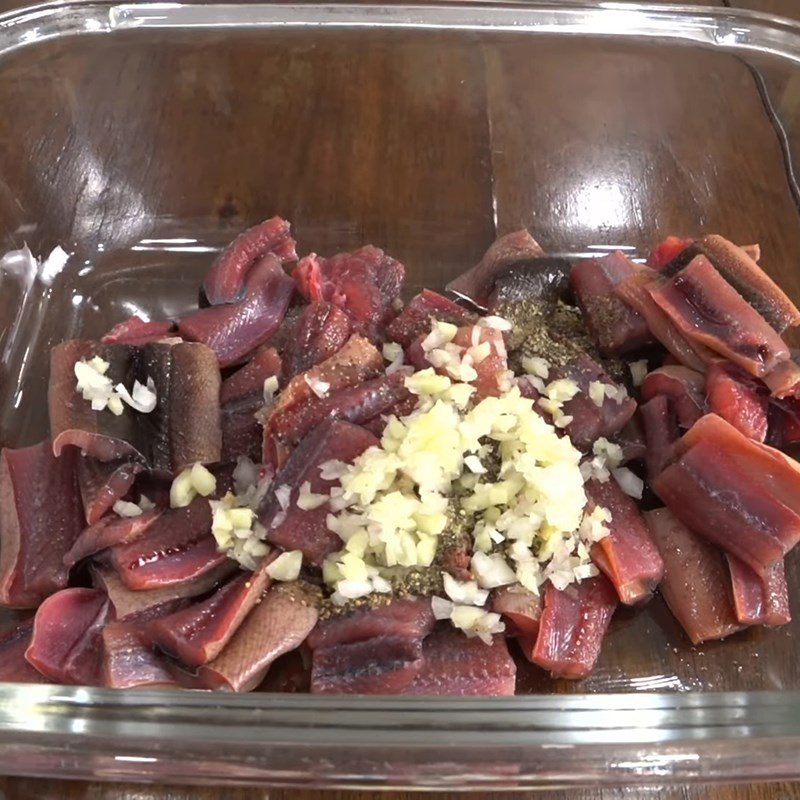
[{"left": 572, "top": 180, "right": 630, "bottom": 233}]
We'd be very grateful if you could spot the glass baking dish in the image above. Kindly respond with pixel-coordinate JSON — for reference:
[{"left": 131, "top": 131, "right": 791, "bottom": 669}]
[{"left": 1, "top": 0, "right": 800, "bottom": 789}]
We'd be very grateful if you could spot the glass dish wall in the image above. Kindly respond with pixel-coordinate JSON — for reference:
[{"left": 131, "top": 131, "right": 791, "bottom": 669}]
[{"left": 0, "top": 0, "right": 799, "bottom": 788}]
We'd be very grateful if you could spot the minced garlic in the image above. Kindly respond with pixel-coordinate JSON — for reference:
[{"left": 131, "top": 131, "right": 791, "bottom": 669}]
[
  {"left": 322, "top": 330, "right": 608, "bottom": 624},
  {"left": 74, "top": 357, "right": 156, "bottom": 415},
  {"left": 170, "top": 463, "right": 217, "bottom": 508}
]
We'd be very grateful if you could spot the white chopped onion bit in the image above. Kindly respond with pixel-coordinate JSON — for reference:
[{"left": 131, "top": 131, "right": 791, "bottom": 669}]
[
  {"left": 604, "top": 383, "right": 628, "bottom": 404},
  {"left": 449, "top": 605, "right": 505, "bottom": 645},
  {"left": 629, "top": 359, "right": 648, "bottom": 387},
  {"left": 385, "top": 350, "right": 406, "bottom": 375},
  {"left": 170, "top": 468, "right": 196, "bottom": 508},
  {"left": 211, "top": 493, "right": 270, "bottom": 570},
  {"left": 521, "top": 355, "right": 550, "bottom": 380},
  {"left": 297, "top": 480, "right": 329, "bottom": 511},
  {"left": 431, "top": 595, "right": 454, "bottom": 620},
  {"left": 573, "top": 562, "right": 600, "bottom": 581},
  {"left": 266, "top": 550, "right": 303, "bottom": 582},
  {"left": 592, "top": 437, "right": 624, "bottom": 469},
  {"left": 275, "top": 484, "right": 292, "bottom": 511},
  {"left": 114, "top": 377, "right": 157, "bottom": 413},
  {"left": 74, "top": 358, "right": 115, "bottom": 411},
  {"left": 270, "top": 510, "right": 287, "bottom": 530},
  {"left": 405, "top": 368, "right": 451, "bottom": 397},
  {"left": 138, "top": 494, "right": 155, "bottom": 511},
  {"left": 113, "top": 499, "right": 143, "bottom": 518},
  {"left": 443, "top": 572, "right": 489, "bottom": 606},
  {"left": 546, "top": 378, "right": 580, "bottom": 403},
  {"left": 612, "top": 467, "right": 644, "bottom": 499},
  {"left": 190, "top": 463, "right": 217, "bottom": 497},
  {"left": 233, "top": 456, "right": 259, "bottom": 496},
  {"left": 304, "top": 374, "right": 331, "bottom": 399},
  {"left": 319, "top": 459, "right": 349, "bottom": 481},
  {"left": 382, "top": 342, "right": 403, "bottom": 363},
  {"left": 333, "top": 578, "right": 373, "bottom": 601},
  {"left": 588, "top": 381, "right": 606, "bottom": 408},
  {"left": 478, "top": 315, "right": 512, "bottom": 332},
  {"left": 471, "top": 551, "right": 517, "bottom": 589},
  {"left": 106, "top": 395, "right": 125, "bottom": 416},
  {"left": 263, "top": 375, "right": 280, "bottom": 403},
  {"left": 463, "top": 455, "right": 486, "bottom": 474}
]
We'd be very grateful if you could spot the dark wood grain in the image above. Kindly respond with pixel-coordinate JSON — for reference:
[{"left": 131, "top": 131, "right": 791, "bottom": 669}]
[{"left": 1, "top": 0, "right": 800, "bottom": 797}]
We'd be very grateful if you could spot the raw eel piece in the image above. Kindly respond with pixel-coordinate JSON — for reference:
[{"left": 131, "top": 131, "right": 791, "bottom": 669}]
[
  {"left": 676, "top": 413, "right": 800, "bottom": 540},
  {"left": 386, "top": 290, "right": 477, "bottom": 347},
  {"left": 446, "top": 229, "right": 546, "bottom": 309},
  {"left": 531, "top": 575, "right": 618, "bottom": 680},
  {"left": 198, "top": 582, "right": 319, "bottom": 692},
  {"left": 570, "top": 252, "right": 653, "bottom": 355},
  {"left": 102, "top": 316, "right": 175, "bottom": 346},
  {"left": 260, "top": 420, "right": 378, "bottom": 565},
  {"left": 50, "top": 340, "right": 140, "bottom": 462},
  {"left": 640, "top": 395, "right": 679, "bottom": 482},
  {"left": 361, "top": 393, "right": 418, "bottom": 437},
  {"left": 645, "top": 508, "right": 744, "bottom": 644},
  {"left": 203, "top": 216, "right": 297, "bottom": 305},
  {"left": 726, "top": 555, "right": 790, "bottom": 626},
  {"left": 764, "top": 357, "right": 800, "bottom": 399},
  {"left": 266, "top": 305, "right": 303, "bottom": 357},
  {"left": 221, "top": 398, "right": 263, "bottom": 462},
  {"left": 646, "top": 255, "right": 789, "bottom": 377},
  {"left": 220, "top": 348, "right": 282, "bottom": 462},
  {"left": 696, "top": 235, "right": 800, "bottom": 333},
  {"left": 113, "top": 535, "right": 226, "bottom": 592},
  {"left": 102, "top": 621, "right": 180, "bottom": 688},
  {"left": 311, "top": 634, "right": 424, "bottom": 694},
  {"left": 646, "top": 236, "right": 694, "bottom": 269},
  {"left": 77, "top": 456, "right": 143, "bottom": 525},
  {"left": 51, "top": 340, "right": 221, "bottom": 472},
  {"left": 285, "top": 302, "right": 351, "bottom": 378},
  {"left": 615, "top": 416, "right": 647, "bottom": 463},
  {"left": 268, "top": 335, "right": 383, "bottom": 421},
  {"left": 26, "top": 588, "right": 114, "bottom": 684},
  {"left": 293, "top": 246, "right": 405, "bottom": 341},
  {"left": 106, "top": 497, "right": 223, "bottom": 590},
  {"left": 585, "top": 477, "right": 664, "bottom": 605},
  {"left": 148, "top": 562, "right": 272, "bottom": 667},
  {"left": 180, "top": 255, "right": 295, "bottom": 367},
  {"left": 615, "top": 267, "right": 713, "bottom": 371},
  {"left": 487, "top": 259, "right": 574, "bottom": 314},
  {"left": 307, "top": 597, "right": 435, "bottom": 650},
  {"left": 264, "top": 370, "right": 411, "bottom": 467},
  {"left": 0, "top": 619, "right": 45, "bottom": 683},
  {"left": 401, "top": 628, "right": 516, "bottom": 696},
  {"left": 137, "top": 341, "right": 222, "bottom": 472},
  {"left": 551, "top": 354, "right": 637, "bottom": 451},
  {"left": 490, "top": 584, "right": 542, "bottom": 641},
  {"left": 0, "top": 440, "right": 84, "bottom": 608},
  {"left": 640, "top": 366, "right": 705, "bottom": 429},
  {"left": 653, "top": 437, "right": 796, "bottom": 575},
  {"left": 706, "top": 361, "right": 768, "bottom": 442},
  {"left": 220, "top": 347, "right": 282, "bottom": 405},
  {"left": 63, "top": 508, "right": 163, "bottom": 568},
  {"left": 91, "top": 561, "right": 236, "bottom": 620}
]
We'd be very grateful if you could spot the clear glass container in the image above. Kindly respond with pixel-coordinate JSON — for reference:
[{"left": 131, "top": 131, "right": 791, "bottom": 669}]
[{"left": 0, "top": 0, "right": 799, "bottom": 788}]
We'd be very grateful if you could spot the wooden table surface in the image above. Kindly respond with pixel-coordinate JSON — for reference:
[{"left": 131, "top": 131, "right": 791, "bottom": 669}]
[{"left": 3, "top": 0, "right": 800, "bottom": 797}]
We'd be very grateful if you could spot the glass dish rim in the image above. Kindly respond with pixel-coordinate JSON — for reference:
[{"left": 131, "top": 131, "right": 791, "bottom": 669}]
[{"left": 2, "top": 0, "right": 800, "bottom": 787}]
